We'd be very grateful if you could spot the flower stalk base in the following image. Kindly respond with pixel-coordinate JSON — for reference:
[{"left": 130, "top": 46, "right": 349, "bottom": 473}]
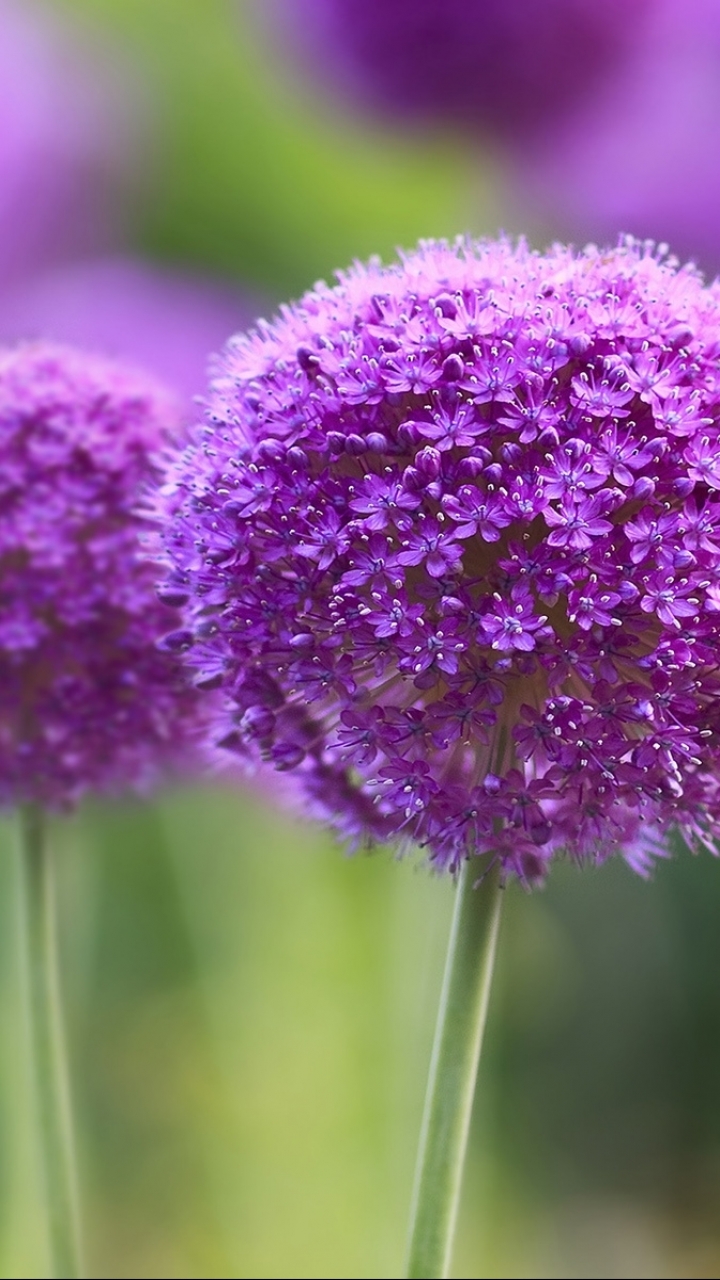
[
  {"left": 405, "top": 858, "right": 503, "bottom": 1279},
  {"left": 18, "top": 806, "right": 81, "bottom": 1279}
]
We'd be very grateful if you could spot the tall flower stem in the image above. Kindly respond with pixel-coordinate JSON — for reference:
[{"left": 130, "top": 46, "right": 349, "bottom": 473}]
[
  {"left": 18, "top": 805, "right": 81, "bottom": 1279},
  {"left": 405, "top": 858, "right": 503, "bottom": 1280}
]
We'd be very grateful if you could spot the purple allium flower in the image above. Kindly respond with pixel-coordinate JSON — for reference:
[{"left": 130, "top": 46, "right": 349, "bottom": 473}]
[
  {"left": 0, "top": 342, "right": 205, "bottom": 809},
  {"left": 265, "top": 0, "right": 652, "bottom": 139},
  {"left": 161, "top": 236, "right": 720, "bottom": 883},
  {"left": 513, "top": 0, "right": 720, "bottom": 272},
  {"left": 0, "top": 257, "right": 257, "bottom": 410},
  {"left": 0, "top": 3, "right": 136, "bottom": 285}
]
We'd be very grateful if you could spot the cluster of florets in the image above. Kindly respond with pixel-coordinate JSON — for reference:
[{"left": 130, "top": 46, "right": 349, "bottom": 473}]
[
  {"left": 162, "top": 236, "right": 720, "bottom": 881},
  {"left": 0, "top": 342, "right": 205, "bottom": 808},
  {"left": 270, "top": 0, "right": 650, "bottom": 139}
]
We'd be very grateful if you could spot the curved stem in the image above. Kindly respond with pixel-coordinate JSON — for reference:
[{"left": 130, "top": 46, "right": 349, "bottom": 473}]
[
  {"left": 18, "top": 805, "right": 81, "bottom": 1279},
  {"left": 405, "top": 858, "right": 503, "bottom": 1280}
]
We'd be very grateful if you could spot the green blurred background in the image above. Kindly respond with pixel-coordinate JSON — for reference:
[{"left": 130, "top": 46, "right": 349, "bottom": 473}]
[{"left": 2, "top": 2, "right": 720, "bottom": 1276}]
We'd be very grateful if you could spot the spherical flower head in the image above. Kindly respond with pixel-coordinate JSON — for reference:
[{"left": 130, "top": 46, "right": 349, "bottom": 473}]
[
  {"left": 264, "top": 0, "right": 652, "bottom": 140},
  {"left": 0, "top": 342, "right": 205, "bottom": 809},
  {"left": 162, "top": 236, "right": 720, "bottom": 883}
]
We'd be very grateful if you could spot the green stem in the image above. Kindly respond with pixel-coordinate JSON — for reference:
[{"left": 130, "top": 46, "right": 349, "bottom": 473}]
[
  {"left": 405, "top": 858, "right": 503, "bottom": 1280},
  {"left": 18, "top": 806, "right": 81, "bottom": 1279}
]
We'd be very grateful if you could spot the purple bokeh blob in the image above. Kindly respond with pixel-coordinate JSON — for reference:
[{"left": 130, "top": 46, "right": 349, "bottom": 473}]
[
  {"left": 0, "top": 257, "right": 257, "bottom": 411},
  {"left": 264, "top": 0, "right": 652, "bottom": 139},
  {"left": 514, "top": 0, "right": 720, "bottom": 272},
  {"left": 0, "top": 2, "right": 137, "bottom": 284}
]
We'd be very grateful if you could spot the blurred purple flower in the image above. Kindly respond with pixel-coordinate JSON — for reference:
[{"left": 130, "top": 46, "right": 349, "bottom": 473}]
[
  {"left": 514, "top": 0, "right": 720, "bottom": 271},
  {"left": 264, "top": 0, "right": 652, "bottom": 139},
  {"left": 0, "top": 342, "right": 207, "bottom": 809},
  {"left": 0, "top": 3, "right": 138, "bottom": 284},
  {"left": 0, "top": 257, "right": 256, "bottom": 410},
  {"left": 160, "top": 236, "right": 720, "bottom": 884}
]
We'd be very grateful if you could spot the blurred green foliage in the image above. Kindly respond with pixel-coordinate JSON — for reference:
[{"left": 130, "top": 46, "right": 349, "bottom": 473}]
[
  {"left": 63, "top": 0, "right": 503, "bottom": 298},
  {"left": 0, "top": 793, "right": 456, "bottom": 1278},
  {"left": 1, "top": 2, "right": 720, "bottom": 1277}
]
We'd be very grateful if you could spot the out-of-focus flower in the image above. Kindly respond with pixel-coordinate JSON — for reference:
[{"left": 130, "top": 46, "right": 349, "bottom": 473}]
[
  {"left": 0, "top": 257, "right": 257, "bottom": 410},
  {"left": 263, "top": 0, "right": 652, "bottom": 140},
  {"left": 0, "top": 342, "right": 206, "bottom": 809},
  {"left": 160, "top": 236, "right": 720, "bottom": 883},
  {"left": 514, "top": 0, "right": 720, "bottom": 271},
  {"left": 0, "top": 2, "right": 137, "bottom": 284}
]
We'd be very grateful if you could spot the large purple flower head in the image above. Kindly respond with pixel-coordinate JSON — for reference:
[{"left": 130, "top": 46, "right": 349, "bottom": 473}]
[
  {"left": 265, "top": 0, "right": 652, "bottom": 139},
  {"left": 0, "top": 342, "right": 205, "bottom": 809},
  {"left": 161, "top": 237, "right": 720, "bottom": 883}
]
